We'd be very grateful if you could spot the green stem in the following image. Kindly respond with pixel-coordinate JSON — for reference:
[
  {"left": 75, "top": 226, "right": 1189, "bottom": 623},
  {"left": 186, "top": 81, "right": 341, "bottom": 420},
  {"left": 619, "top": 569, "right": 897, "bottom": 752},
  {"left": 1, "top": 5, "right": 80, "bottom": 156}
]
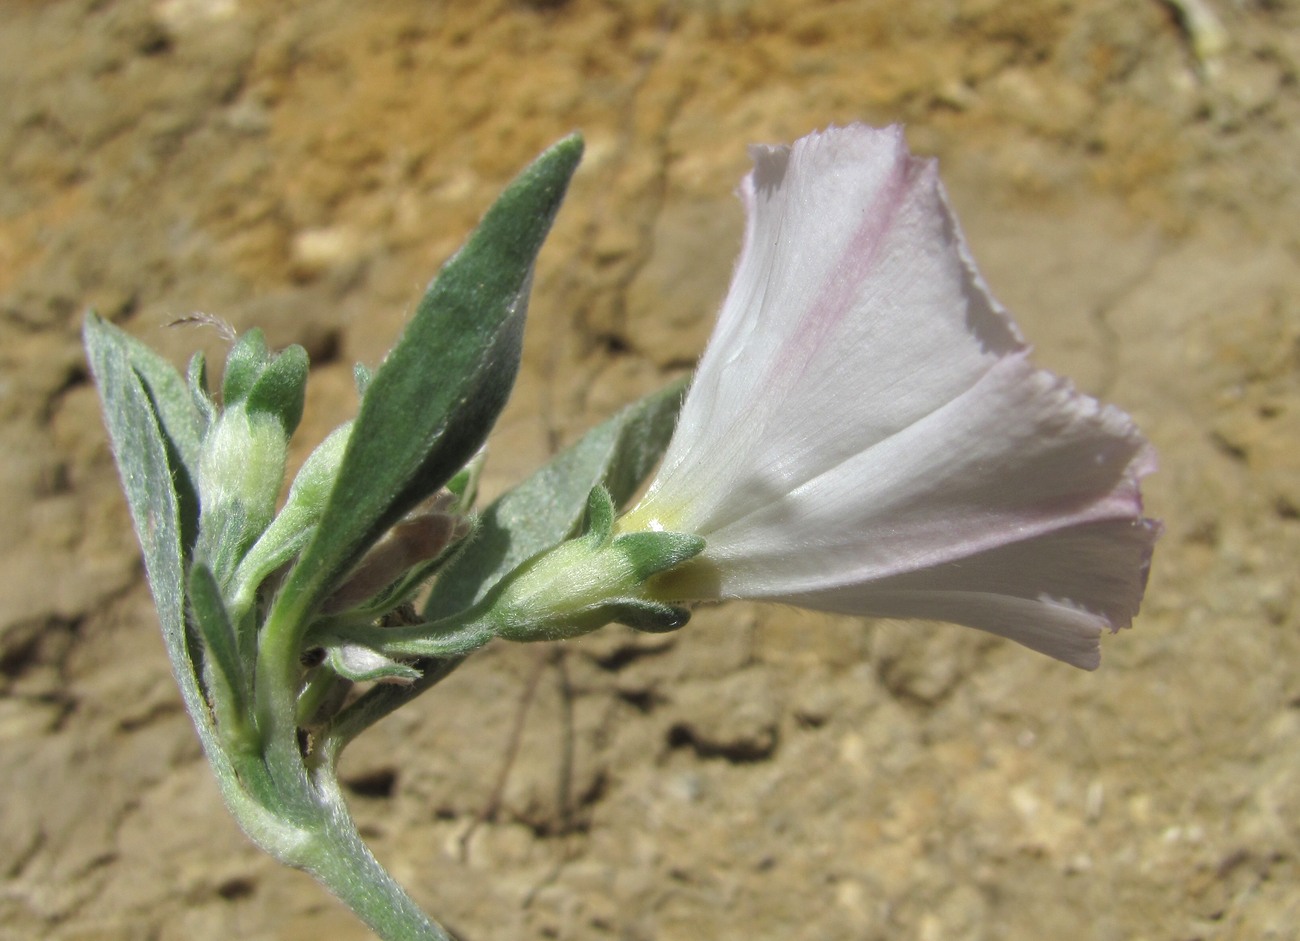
[
  {"left": 319, "top": 656, "right": 468, "bottom": 762},
  {"left": 322, "top": 609, "right": 497, "bottom": 660},
  {"left": 302, "top": 771, "right": 455, "bottom": 941},
  {"left": 255, "top": 582, "right": 318, "bottom": 781},
  {"left": 219, "top": 725, "right": 453, "bottom": 939}
]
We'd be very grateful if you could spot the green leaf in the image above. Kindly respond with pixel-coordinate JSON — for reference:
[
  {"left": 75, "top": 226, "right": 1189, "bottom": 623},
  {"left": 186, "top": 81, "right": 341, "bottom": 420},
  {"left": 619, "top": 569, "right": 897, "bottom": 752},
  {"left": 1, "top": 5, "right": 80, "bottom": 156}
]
[
  {"left": 323, "top": 377, "right": 687, "bottom": 755},
  {"left": 82, "top": 312, "right": 236, "bottom": 778},
  {"left": 271, "top": 134, "right": 584, "bottom": 633},
  {"left": 83, "top": 314, "right": 204, "bottom": 510},
  {"left": 189, "top": 562, "right": 250, "bottom": 718},
  {"left": 424, "top": 377, "right": 687, "bottom": 620}
]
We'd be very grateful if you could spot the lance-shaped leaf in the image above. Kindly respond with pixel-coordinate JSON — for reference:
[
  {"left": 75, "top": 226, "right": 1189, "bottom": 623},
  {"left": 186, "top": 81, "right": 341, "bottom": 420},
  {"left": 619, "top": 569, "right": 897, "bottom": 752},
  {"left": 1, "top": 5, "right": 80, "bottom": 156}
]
[
  {"left": 189, "top": 562, "right": 251, "bottom": 723},
  {"left": 82, "top": 313, "right": 235, "bottom": 778},
  {"left": 425, "top": 377, "right": 687, "bottom": 619},
  {"left": 84, "top": 314, "right": 205, "bottom": 549},
  {"left": 270, "top": 134, "right": 584, "bottom": 633}
]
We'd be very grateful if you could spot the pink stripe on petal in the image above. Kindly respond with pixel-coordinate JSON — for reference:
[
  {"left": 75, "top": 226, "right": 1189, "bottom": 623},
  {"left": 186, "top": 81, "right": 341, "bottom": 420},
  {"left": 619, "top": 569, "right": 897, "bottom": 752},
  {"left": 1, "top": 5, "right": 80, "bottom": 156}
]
[
  {"left": 625, "top": 124, "right": 1160, "bottom": 668},
  {"left": 775, "top": 140, "right": 913, "bottom": 389}
]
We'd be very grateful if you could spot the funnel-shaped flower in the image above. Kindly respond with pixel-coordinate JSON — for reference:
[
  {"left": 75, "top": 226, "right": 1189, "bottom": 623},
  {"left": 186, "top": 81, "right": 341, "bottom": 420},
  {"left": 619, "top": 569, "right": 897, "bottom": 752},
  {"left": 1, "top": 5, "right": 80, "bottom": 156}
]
[{"left": 620, "top": 124, "right": 1159, "bottom": 669}]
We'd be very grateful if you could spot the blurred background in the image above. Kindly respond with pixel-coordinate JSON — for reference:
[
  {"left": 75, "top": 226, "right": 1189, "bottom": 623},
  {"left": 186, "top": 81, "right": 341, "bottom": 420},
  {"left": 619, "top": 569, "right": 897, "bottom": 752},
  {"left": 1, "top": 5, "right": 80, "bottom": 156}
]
[{"left": 1, "top": 1, "right": 1297, "bottom": 938}]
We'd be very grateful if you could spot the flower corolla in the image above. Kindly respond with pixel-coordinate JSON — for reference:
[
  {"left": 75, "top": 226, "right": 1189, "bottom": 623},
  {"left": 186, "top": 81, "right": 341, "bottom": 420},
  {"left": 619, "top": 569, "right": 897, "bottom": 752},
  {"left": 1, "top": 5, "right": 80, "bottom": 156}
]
[{"left": 619, "top": 124, "right": 1159, "bottom": 670}]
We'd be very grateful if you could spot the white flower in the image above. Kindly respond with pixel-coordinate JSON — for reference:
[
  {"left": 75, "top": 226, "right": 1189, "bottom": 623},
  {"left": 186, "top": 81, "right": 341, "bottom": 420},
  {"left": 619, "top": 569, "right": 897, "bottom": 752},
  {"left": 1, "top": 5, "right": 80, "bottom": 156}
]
[{"left": 619, "top": 124, "right": 1159, "bottom": 670}]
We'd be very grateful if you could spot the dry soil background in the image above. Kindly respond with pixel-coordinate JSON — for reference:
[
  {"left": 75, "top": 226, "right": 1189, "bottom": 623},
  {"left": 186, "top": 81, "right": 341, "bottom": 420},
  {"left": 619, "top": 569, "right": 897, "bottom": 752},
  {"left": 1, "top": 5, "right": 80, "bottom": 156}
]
[{"left": 2, "top": 1, "right": 1299, "bottom": 939}]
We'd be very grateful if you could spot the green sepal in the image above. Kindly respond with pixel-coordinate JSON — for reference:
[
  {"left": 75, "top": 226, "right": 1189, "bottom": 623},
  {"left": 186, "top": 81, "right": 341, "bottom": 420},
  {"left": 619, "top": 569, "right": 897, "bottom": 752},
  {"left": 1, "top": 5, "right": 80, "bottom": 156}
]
[
  {"left": 269, "top": 133, "right": 584, "bottom": 634},
  {"left": 188, "top": 562, "right": 251, "bottom": 720},
  {"left": 245, "top": 344, "right": 309, "bottom": 437},
  {"left": 483, "top": 524, "right": 702, "bottom": 644},
  {"left": 228, "top": 503, "right": 313, "bottom": 622},
  {"left": 603, "top": 598, "right": 692, "bottom": 633},
  {"left": 612, "top": 531, "right": 706, "bottom": 581},
  {"left": 317, "top": 615, "right": 496, "bottom": 662},
  {"left": 424, "top": 377, "right": 687, "bottom": 620},
  {"left": 581, "top": 486, "right": 616, "bottom": 546},
  {"left": 221, "top": 328, "right": 271, "bottom": 407}
]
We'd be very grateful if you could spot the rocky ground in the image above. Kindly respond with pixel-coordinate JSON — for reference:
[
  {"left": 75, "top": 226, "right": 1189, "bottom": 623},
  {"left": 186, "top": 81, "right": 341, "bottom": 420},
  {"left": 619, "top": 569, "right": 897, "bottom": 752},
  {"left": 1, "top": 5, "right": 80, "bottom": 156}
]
[{"left": 2, "top": 0, "right": 1298, "bottom": 939}]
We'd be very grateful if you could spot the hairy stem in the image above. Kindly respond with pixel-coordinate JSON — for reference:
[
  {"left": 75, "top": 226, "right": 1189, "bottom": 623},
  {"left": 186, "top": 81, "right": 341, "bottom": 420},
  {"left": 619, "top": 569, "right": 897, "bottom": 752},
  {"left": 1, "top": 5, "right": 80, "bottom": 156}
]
[
  {"left": 220, "top": 732, "right": 454, "bottom": 940},
  {"left": 302, "top": 771, "right": 455, "bottom": 941}
]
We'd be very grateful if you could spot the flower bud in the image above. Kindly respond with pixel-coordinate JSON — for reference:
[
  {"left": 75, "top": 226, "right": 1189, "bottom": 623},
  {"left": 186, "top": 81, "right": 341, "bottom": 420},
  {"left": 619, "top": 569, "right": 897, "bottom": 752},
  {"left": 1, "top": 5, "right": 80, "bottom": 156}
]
[
  {"left": 489, "top": 488, "right": 703, "bottom": 642},
  {"left": 218, "top": 328, "right": 308, "bottom": 436},
  {"left": 198, "top": 408, "right": 288, "bottom": 535},
  {"left": 225, "top": 422, "right": 352, "bottom": 618}
]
